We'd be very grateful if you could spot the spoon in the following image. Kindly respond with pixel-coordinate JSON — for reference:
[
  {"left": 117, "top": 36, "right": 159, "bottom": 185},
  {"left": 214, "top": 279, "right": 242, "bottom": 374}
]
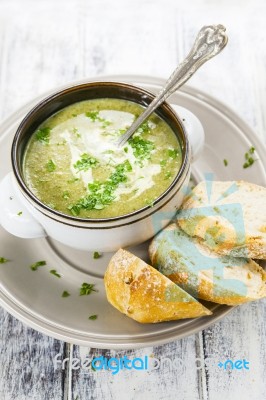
[{"left": 116, "top": 24, "right": 228, "bottom": 147}]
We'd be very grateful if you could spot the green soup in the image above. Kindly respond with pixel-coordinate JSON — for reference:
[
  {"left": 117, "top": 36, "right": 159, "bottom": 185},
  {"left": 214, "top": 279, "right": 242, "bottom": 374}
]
[{"left": 23, "top": 99, "right": 182, "bottom": 218}]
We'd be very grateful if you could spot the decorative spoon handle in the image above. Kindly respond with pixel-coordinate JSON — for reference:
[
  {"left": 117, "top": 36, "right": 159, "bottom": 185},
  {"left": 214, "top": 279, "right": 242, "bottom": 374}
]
[{"left": 117, "top": 24, "right": 228, "bottom": 147}]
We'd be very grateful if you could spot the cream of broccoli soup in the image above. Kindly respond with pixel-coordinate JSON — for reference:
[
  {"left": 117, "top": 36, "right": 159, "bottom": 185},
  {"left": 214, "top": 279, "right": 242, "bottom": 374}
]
[{"left": 23, "top": 98, "right": 182, "bottom": 218}]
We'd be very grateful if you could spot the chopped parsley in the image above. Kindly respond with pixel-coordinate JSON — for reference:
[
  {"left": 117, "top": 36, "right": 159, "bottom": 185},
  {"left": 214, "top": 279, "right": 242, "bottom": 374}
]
[
  {"left": 160, "top": 159, "right": 167, "bottom": 166},
  {"left": 46, "top": 159, "right": 56, "bottom": 172},
  {"left": 0, "top": 257, "right": 9, "bottom": 264},
  {"left": 30, "top": 260, "right": 46, "bottom": 271},
  {"left": 50, "top": 269, "right": 61, "bottom": 278},
  {"left": 62, "top": 291, "right": 70, "bottom": 298},
  {"left": 85, "top": 111, "right": 105, "bottom": 123},
  {"left": 67, "top": 178, "right": 79, "bottom": 184},
  {"left": 36, "top": 127, "right": 51, "bottom": 144},
  {"left": 138, "top": 121, "right": 151, "bottom": 134},
  {"left": 145, "top": 199, "right": 155, "bottom": 207},
  {"left": 164, "top": 171, "right": 172, "bottom": 179},
  {"left": 168, "top": 148, "right": 179, "bottom": 159},
  {"left": 79, "top": 282, "right": 97, "bottom": 296},
  {"left": 73, "top": 153, "right": 99, "bottom": 172},
  {"left": 68, "top": 160, "right": 132, "bottom": 215},
  {"left": 88, "top": 315, "right": 98, "bottom": 320},
  {"left": 128, "top": 136, "right": 155, "bottom": 160},
  {"left": 17, "top": 211, "right": 23, "bottom": 216},
  {"left": 93, "top": 251, "right": 101, "bottom": 259},
  {"left": 223, "top": 159, "right": 228, "bottom": 166},
  {"left": 62, "top": 191, "right": 70, "bottom": 200},
  {"left": 243, "top": 146, "right": 257, "bottom": 169}
]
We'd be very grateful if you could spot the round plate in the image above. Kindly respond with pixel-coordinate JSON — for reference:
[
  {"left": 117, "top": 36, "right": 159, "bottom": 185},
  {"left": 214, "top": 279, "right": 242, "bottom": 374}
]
[{"left": 0, "top": 75, "right": 266, "bottom": 349}]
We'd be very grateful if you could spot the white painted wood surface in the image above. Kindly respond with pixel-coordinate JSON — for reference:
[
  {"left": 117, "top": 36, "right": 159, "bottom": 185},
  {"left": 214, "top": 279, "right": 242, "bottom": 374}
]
[{"left": 0, "top": 0, "right": 265, "bottom": 399}]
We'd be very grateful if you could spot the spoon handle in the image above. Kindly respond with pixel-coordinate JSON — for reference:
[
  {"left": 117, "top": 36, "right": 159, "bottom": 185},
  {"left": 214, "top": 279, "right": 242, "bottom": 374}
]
[{"left": 117, "top": 24, "right": 228, "bottom": 147}]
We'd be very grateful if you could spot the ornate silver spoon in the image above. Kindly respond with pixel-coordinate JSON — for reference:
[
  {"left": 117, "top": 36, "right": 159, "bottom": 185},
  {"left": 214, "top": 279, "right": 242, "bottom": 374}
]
[{"left": 117, "top": 24, "right": 228, "bottom": 147}]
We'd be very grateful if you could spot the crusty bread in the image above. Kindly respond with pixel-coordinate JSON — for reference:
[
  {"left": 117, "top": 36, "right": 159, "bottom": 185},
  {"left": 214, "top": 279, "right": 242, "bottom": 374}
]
[
  {"left": 104, "top": 249, "right": 212, "bottom": 323},
  {"left": 149, "top": 223, "right": 266, "bottom": 306},
  {"left": 177, "top": 180, "right": 266, "bottom": 259}
]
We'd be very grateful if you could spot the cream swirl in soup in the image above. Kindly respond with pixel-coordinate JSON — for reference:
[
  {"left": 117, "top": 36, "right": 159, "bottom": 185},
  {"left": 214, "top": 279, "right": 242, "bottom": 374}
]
[{"left": 23, "top": 99, "right": 182, "bottom": 218}]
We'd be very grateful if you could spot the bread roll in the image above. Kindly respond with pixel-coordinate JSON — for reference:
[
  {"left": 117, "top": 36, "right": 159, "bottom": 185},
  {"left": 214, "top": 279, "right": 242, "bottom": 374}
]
[
  {"left": 149, "top": 223, "right": 266, "bottom": 306},
  {"left": 178, "top": 180, "right": 266, "bottom": 259},
  {"left": 104, "top": 249, "right": 212, "bottom": 323}
]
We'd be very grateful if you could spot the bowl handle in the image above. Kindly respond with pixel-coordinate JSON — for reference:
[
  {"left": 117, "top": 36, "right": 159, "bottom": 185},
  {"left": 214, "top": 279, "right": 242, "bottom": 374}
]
[
  {"left": 0, "top": 173, "right": 46, "bottom": 239},
  {"left": 170, "top": 104, "right": 204, "bottom": 161}
]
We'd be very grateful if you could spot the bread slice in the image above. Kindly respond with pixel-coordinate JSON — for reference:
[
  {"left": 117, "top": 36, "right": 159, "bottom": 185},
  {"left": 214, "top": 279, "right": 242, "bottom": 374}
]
[
  {"left": 104, "top": 249, "right": 212, "bottom": 323},
  {"left": 149, "top": 223, "right": 266, "bottom": 306},
  {"left": 177, "top": 180, "right": 266, "bottom": 259}
]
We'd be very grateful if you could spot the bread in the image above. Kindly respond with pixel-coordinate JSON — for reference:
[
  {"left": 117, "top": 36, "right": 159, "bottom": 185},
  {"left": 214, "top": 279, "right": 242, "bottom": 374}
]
[
  {"left": 104, "top": 249, "right": 212, "bottom": 323},
  {"left": 149, "top": 223, "right": 266, "bottom": 306},
  {"left": 177, "top": 180, "right": 266, "bottom": 259}
]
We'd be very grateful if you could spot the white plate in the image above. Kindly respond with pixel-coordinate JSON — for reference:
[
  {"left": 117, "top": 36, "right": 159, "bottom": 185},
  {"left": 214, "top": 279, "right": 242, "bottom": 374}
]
[{"left": 0, "top": 75, "right": 265, "bottom": 349}]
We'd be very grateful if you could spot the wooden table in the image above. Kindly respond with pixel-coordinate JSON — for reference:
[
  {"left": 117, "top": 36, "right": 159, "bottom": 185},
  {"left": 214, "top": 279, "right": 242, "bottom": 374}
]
[{"left": 0, "top": 1, "right": 265, "bottom": 399}]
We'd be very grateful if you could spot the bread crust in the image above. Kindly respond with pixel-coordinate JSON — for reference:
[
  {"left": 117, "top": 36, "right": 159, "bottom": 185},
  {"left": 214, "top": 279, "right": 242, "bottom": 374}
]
[{"left": 104, "top": 249, "right": 212, "bottom": 323}]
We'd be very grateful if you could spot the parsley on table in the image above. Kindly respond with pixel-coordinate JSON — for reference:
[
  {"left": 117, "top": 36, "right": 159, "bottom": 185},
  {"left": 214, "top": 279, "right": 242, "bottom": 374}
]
[
  {"left": 93, "top": 252, "right": 101, "bottom": 259},
  {"left": 73, "top": 153, "right": 99, "bottom": 172},
  {"left": 243, "top": 146, "right": 257, "bottom": 169},
  {"left": 50, "top": 269, "right": 61, "bottom": 278},
  {"left": 30, "top": 260, "right": 46, "bottom": 271},
  {"left": 0, "top": 257, "right": 9, "bottom": 264},
  {"left": 223, "top": 159, "right": 228, "bottom": 166},
  {"left": 17, "top": 211, "right": 23, "bottom": 216},
  {"left": 62, "top": 291, "right": 70, "bottom": 298},
  {"left": 46, "top": 159, "right": 56, "bottom": 172},
  {"left": 79, "top": 282, "right": 97, "bottom": 296},
  {"left": 88, "top": 315, "right": 98, "bottom": 320},
  {"left": 36, "top": 127, "right": 51, "bottom": 144}
]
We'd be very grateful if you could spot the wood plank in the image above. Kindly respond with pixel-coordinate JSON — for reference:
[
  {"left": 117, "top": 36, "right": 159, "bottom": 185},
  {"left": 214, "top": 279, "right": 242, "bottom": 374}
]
[
  {"left": 71, "top": 337, "right": 202, "bottom": 400},
  {"left": 0, "top": 308, "right": 65, "bottom": 400}
]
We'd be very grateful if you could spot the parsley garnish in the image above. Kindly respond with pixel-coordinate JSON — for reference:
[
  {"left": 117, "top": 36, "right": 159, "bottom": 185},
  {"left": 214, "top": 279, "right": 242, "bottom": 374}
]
[
  {"left": 62, "top": 291, "right": 70, "bottom": 298},
  {"left": 129, "top": 136, "right": 155, "bottom": 160},
  {"left": 68, "top": 160, "right": 132, "bottom": 215},
  {"left": 36, "top": 127, "right": 51, "bottom": 144},
  {"left": 50, "top": 269, "right": 61, "bottom": 278},
  {"left": 88, "top": 315, "right": 98, "bottom": 320},
  {"left": 168, "top": 149, "right": 179, "bottom": 159},
  {"left": 243, "top": 146, "right": 257, "bottom": 169},
  {"left": 223, "top": 159, "right": 228, "bottom": 166},
  {"left": 0, "top": 257, "right": 9, "bottom": 264},
  {"left": 138, "top": 121, "right": 151, "bottom": 134},
  {"left": 79, "top": 282, "right": 97, "bottom": 296},
  {"left": 30, "top": 260, "right": 46, "bottom": 271},
  {"left": 17, "top": 211, "right": 23, "bottom": 216},
  {"left": 46, "top": 159, "right": 56, "bottom": 172},
  {"left": 93, "top": 251, "right": 101, "bottom": 259},
  {"left": 62, "top": 191, "right": 70, "bottom": 200},
  {"left": 164, "top": 171, "right": 172, "bottom": 179},
  {"left": 73, "top": 153, "right": 99, "bottom": 172},
  {"left": 85, "top": 111, "right": 105, "bottom": 122}
]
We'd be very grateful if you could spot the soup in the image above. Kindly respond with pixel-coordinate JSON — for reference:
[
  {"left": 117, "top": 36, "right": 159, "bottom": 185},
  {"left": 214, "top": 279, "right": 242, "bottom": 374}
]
[{"left": 23, "top": 99, "right": 182, "bottom": 218}]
